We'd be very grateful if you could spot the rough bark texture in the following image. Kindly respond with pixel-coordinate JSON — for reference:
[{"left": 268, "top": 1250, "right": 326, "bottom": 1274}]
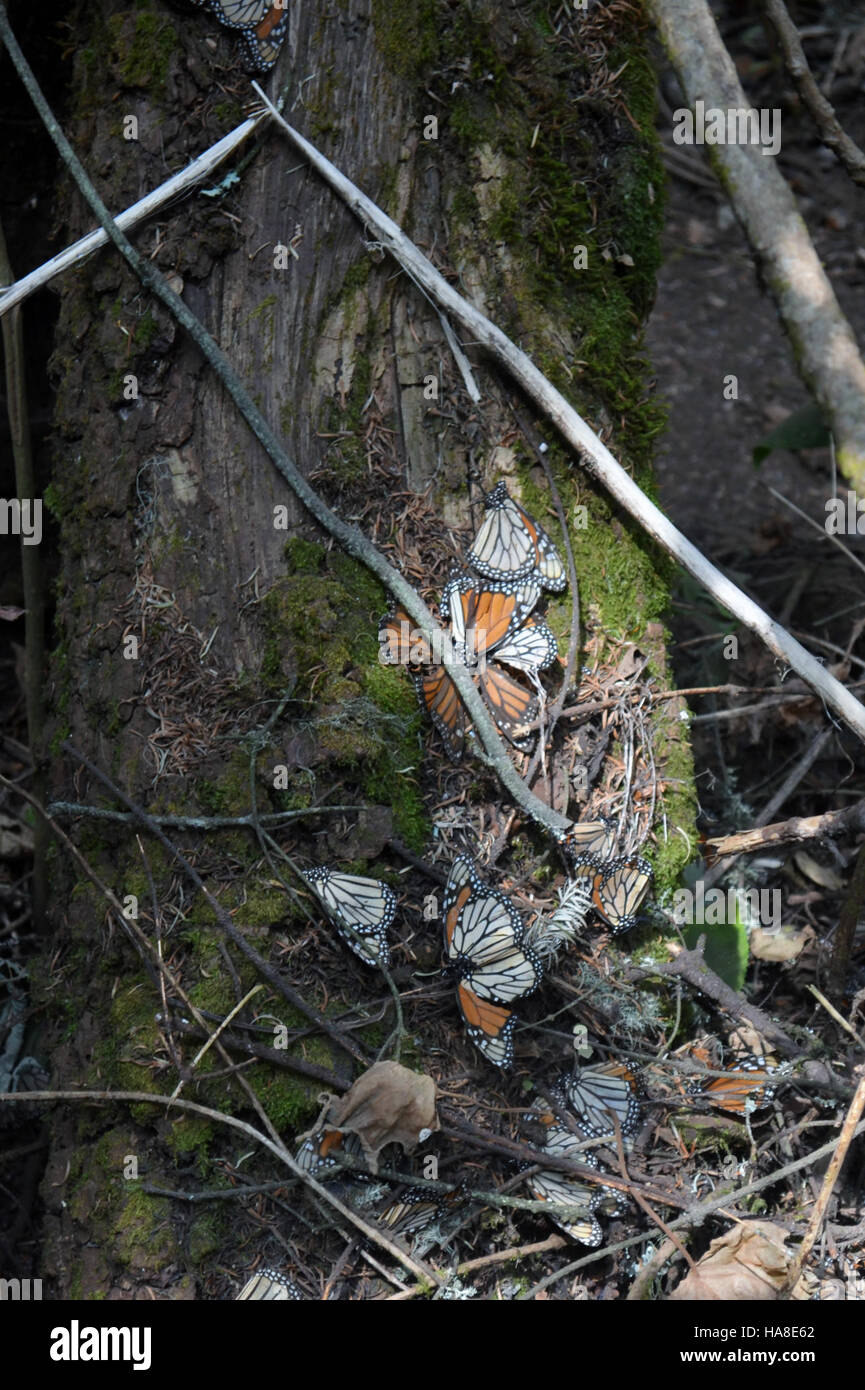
[{"left": 36, "top": 0, "right": 695, "bottom": 1296}]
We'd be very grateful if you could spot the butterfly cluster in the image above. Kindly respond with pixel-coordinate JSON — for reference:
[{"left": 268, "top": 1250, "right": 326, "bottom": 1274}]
[
  {"left": 524, "top": 1100, "right": 631, "bottom": 1247},
  {"left": 380, "top": 481, "right": 565, "bottom": 762},
  {"left": 443, "top": 853, "right": 542, "bottom": 1068},
  {"left": 284, "top": 481, "right": 785, "bottom": 1260}
]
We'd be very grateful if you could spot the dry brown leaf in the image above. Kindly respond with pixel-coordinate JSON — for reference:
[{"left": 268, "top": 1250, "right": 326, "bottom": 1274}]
[
  {"left": 750, "top": 925, "right": 811, "bottom": 963},
  {"left": 668, "top": 1221, "right": 808, "bottom": 1300},
  {"left": 325, "top": 1061, "right": 438, "bottom": 1172},
  {"left": 611, "top": 644, "right": 649, "bottom": 684}
]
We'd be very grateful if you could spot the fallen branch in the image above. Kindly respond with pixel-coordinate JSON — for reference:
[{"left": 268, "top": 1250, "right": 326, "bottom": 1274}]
[
  {"left": 648, "top": 0, "right": 865, "bottom": 487},
  {"left": 45, "top": 801, "right": 368, "bottom": 830},
  {"left": 0, "top": 1088, "right": 442, "bottom": 1287},
  {"left": 249, "top": 82, "right": 865, "bottom": 746},
  {"left": 781, "top": 1064, "right": 865, "bottom": 1294},
  {"left": 0, "top": 116, "right": 265, "bottom": 319},
  {"left": 707, "top": 798, "right": 865, "bottom": 855},
  {"left": 764, "top": 0, "right": 865, "bottom": 188},
  {"left": 0, "top": 12, "right": 566, "bottom": 834},
  {"left": 628, "top": 938, "right": 799, "bottom": 1055}
]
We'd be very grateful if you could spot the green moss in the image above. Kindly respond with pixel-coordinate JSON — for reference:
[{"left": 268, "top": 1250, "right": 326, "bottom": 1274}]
[
  {"left": 107, "top": 10, "right": 177, "bottom": 93},
  {"left": 371, "top": 0, "right": 439, "bottom": 79},
  {"left": 196, "top": 749, "right": 255, "bottom": 818},
  {"left": 259, "top": 541, "right": 428, "bottom": 848},
  {"left": 341, "top": 258, "right": 372, "bottom": 298},
  {"left": 247, "top": 1062, "right": 324, "bottom": 1132},
  {"left": 115, "top": 1186, "right": 176, "bottom": 1268},
  {"left": 187, "top": 1209, "right": 226, "bottom": 1264},
  {"left": 43, "top": 481, "right": 63, "bottom": 521},
  {"left": 284, "top": 536, "right": 326, "bottom": 574},
  {"left": 166, "top": 1113, "right": 215, "bottom": 1164},
  {"left": 133, "top": 309, "right": 158, "bottom": 349}
]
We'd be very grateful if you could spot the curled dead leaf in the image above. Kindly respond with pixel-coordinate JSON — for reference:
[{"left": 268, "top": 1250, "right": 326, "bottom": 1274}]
[
  {"left": 749, "top": 924, "right": 811, "bottom": 963},
  {"left": 325, "top": 1061, "right": 438, "bottom": 1173},
  {"left": 668, "top": 1221, "right": 809, "bottom": 1301}
]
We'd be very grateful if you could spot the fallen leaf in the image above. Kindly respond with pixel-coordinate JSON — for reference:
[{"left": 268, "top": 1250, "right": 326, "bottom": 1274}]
[
  {"left": 668, "top": 1221, "right": 808, "bottom": 1300},
  {"left": 325, "top": 1061, "right": 438, "bottom": 1172},
  {"left": 749, "top": 925, "right": 811, "bottom": 963}
]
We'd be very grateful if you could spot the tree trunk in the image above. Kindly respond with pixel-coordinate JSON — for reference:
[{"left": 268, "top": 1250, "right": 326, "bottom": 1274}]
[{"left": 33, "top": 0, "right": 693, "bottom": 1296}]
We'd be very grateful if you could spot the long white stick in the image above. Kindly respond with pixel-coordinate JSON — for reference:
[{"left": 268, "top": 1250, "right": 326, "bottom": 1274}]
[
  {"left": 0, "top": 117, "right": 264, "bottom": 318},
  {"left": 253, "top": 83, "right": 865, "bottom": 746}
]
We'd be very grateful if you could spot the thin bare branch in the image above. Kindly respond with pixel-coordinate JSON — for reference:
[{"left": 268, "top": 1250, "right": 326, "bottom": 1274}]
[{"left": 763, "top": 0, "right": 865, "bottom": 187}]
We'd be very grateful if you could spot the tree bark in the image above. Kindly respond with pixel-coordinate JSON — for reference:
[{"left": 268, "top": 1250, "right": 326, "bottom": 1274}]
[{"left": 33, "top": 0, "right": 691, "bottom": 1296}]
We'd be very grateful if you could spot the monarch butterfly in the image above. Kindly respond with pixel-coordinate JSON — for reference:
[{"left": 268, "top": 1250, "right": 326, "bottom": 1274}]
[
  {"left": 566, "top": 852, "right": 653, "bottom": 934},
  {"left": 525, "top": 1165, "right": 603, "bottom": 1247},
  {"left": 556, "top": 1061, "right": 643, "bottom": 1140},
  {"left": 412, "top": 664, "right": 472, "bottom": 762},
  {"left": 444, "top": 855, "right": 542, "bottom": 1003},
  {"left": 295, "top": 1127, "right": 365, "bottom": 1179},
  {"left": 522, "top": 1116, "right": 609, "bottom": 1246},
  {"left": 692, "top": 1054, "right": 777, "bottom": 1115},
  {"left": 191, "top": 0, "right": 289, "bottom": 71},
  {"left": 456, "top": 982, "right": 517, "bottom": 1068},
  {"left": 378, "top": 607, "right": 434, "bottom": 668},
  {"left": 380, "top": 602, "right": 540, "bottom": 761},
  {"left": 441, "top": 577, "right": 547, "bottom": 744},
  {"left": 556, "top": 816, "right": 618, "bottom": 863},
  {"left": 440, "top": 574, "right": 540, "bottom": 644},
  {"left": 376, "top": 1184, "right": 465, "bottom": 1239},
  {"left": 410, "top": 644, "right": 538, "bottom": 760},
  {"left": 236, "top": 1267, "right": 303, "bottom": 1300},
  {"left": 302, "top": 867, "right": 395, "bottom": 969},
  {"left": 468, "top": 481, "right": 567, "bottom": 592},
  {"left": 537, "top": 1119, "right": 628, "bottom": 1217},
  {"left": 442, "top": 574, "right": 556, "bottom": 671}
]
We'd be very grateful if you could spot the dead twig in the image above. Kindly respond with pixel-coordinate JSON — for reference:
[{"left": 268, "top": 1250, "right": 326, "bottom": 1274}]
[
  {"left": 763, "top": 0, "right": 865, "bottom": 187},
  {"left": 648, "top": 0, "right": 865, "bottom": 488},
  {"left": 60, "top": 743, "right": 369, "bottom": 1066},
  {"left": 780, "top": 1065, "right": 865, "bottom": 1294},
  {"left": 627, "top": 938, "right": 800, "bottom": 1055},
  {"left": 707, "top": 798, "right": 865, "bottom": 856}
]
